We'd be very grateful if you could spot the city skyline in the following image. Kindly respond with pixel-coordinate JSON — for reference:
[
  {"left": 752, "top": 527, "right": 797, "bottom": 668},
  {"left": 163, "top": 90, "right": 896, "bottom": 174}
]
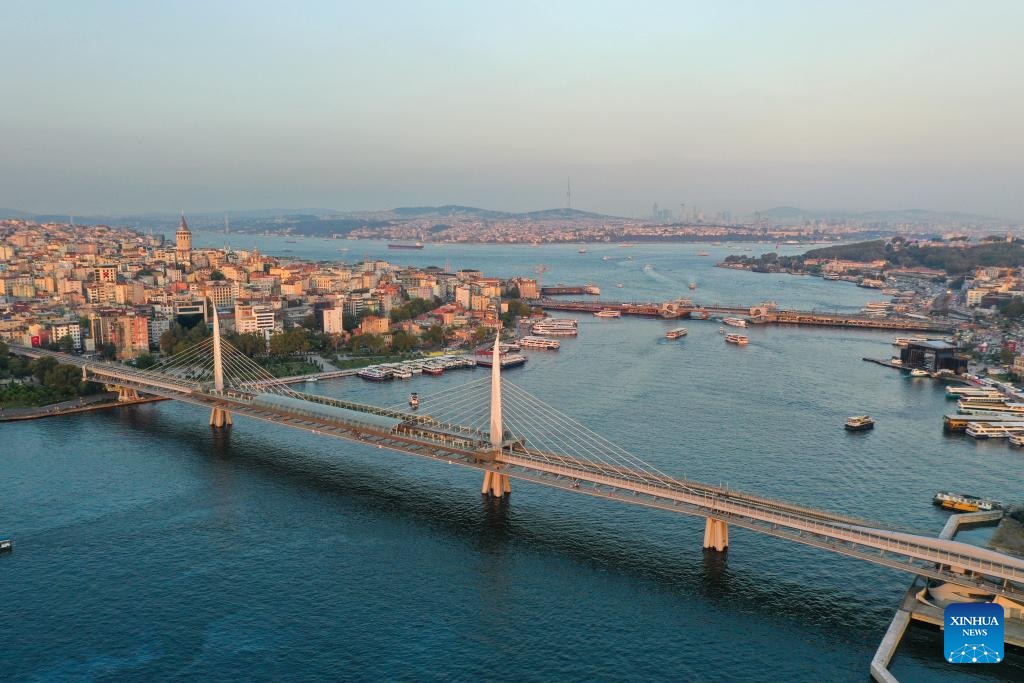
[{"left": 3, "top": 1, "right": 1024, "bottom": 218}]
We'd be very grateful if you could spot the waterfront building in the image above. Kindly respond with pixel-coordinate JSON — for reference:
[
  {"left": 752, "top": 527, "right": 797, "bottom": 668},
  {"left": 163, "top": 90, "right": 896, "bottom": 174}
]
[{"left": 899, "top": 340, "right": 968, "bottom": 374}]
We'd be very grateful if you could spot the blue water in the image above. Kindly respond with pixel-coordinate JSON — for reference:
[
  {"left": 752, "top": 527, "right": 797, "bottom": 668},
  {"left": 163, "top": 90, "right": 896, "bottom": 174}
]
[{"left": 3, "top": 239, "right": 1021, "bottom": 681}]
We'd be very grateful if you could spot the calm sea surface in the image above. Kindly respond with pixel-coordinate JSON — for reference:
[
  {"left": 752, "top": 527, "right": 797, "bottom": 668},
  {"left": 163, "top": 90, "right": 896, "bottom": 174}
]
[{"left": 3, "top": 238, "right": 1021, "bottom": 681}]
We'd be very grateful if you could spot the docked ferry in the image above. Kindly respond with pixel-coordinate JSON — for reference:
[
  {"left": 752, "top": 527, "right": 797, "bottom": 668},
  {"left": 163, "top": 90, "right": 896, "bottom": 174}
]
[
  {"left": 957, "top": 399, "right": 1024, "bottom": 415},
  {"left": 724, "top": 333, "right": 748, "bottom": 346},
  {"left": 722, "top": 317, "right": 748, "bottom": 328},
  {"left": 357, "top": 367, "right": 391, "bottom": 382},
  {"left": 476, "top": 353, "right": 528, "bottom": 369},
  {"left": 520, "top": 336, "right": 560, "bottom": 350},
  {"left": 387, "top": 242, "right": 424, "bottom": 250},
  {"left": 665, "top": 328, "right": 688, "bottom": 340},
  {"left": 933, "top": 491, "right": 1002, "bottom": 512},
  {"left": 593, "top": 309, "right": 621, "bottom": 318}
]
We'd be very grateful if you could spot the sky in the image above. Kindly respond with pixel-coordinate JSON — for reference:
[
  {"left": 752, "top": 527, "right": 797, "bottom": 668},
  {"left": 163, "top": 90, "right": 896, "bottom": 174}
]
[{"left": 2, "top": 1, "right": 1023, "bottom": 218}]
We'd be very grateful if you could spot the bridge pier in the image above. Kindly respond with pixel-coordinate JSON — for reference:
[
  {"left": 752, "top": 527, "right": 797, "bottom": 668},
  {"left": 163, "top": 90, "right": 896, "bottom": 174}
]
[
  {"left": 114, "top": 386, "right": 140, "bottom": 402},
  {"left": 481, "top": 470, "right": 511, "bottom": 497},
  {"left": 209, "top": 408, "right": 233, "bottom": 428},
  {"left": 703, "top": 518, "right": 729, "bottom": 552}
]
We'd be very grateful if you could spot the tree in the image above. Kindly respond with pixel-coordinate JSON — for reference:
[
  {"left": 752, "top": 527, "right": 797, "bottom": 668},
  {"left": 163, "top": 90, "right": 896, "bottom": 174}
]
[
  {"left": 134, "top": 352, "right": 157, "bottom": 369},
  {"left": 348, "top": 333, "right": 387, "bottom": 355},
  {"left": 300, "top": 313, "right": 319, "bottom": 330},
  {"left": 422, "top": 324, "right": 446, "bottom": 347},
  {"left": 390, "top": 329, "right": 418, "bottom": 353},
  {"left": 57, "top": 334, "right": 75, "bottom": 352},
  {"left": 99, "top": 343, "right": 118, "bottom": 360},
  {"left": 209, "top": 270, "right": 226, "bottom": 281},
  {"left": 33, "top": 356, "right": 59, "bottom": 383},
  {"left": 501, "top": 299, "right": 533, "bottom": 326},
  {"left": 471, "top": 325, "right": 490, "bottom": 345}
]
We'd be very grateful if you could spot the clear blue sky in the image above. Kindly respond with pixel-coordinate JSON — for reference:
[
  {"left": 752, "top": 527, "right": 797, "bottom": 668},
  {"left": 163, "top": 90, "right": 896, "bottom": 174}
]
[{"left": 2, "top": 1, "right": 1022, "bottom": 218}]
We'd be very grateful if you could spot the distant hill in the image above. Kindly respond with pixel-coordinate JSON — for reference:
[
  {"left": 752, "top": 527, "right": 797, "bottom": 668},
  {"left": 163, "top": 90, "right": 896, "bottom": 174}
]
[{"left": 389, "top": 205, "right": 618, "bottom": 220}]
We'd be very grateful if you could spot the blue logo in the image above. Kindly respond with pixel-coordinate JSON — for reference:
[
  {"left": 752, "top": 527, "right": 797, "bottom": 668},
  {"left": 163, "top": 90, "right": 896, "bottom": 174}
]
[{"left": 944, "top": 602, "right": 1003, "bottom": 664}]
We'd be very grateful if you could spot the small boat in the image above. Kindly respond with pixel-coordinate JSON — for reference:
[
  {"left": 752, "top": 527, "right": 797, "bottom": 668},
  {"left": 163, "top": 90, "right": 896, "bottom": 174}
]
[
  {"left": 718, "top": 327, "right": 725, "bottom": 334},
  {"left": 408, "top": 393, "right": 420, "bottom": 409},
  {"left": 724, "top": 334, "right": 749, "bottom": 346},
  {"left": 0, "top": 539, "right": 10, "bottom": 552},
  {"left": 722, "top": 317, "right": 748, "bottom": 328},
  {"left": 933, "top": 491, "right": 1002, "bottom": 512},
  {"left": 615, "top": 283, "right": 624, "bottom": 288},
  {"left": 642, "top": 263, "right": 653, "bottom": 271},
  {"left": 602, "top": 256, "right": 610, "bottom": 261},
  {"left": 690, "top": 310, "right": 709, "bottom": 320},
  {"left": 910, "top": 368, "right": 929, "bottom": 377},
  {"left": 578, "top": 247, "right": 588, "bottom": 254},
  {"left": 845, "top": 415, "right": 875, "bottom": 431},
  {"left": 665, "top": 328, "right": 688, "bottom": 340},
  {"left": 593, "top": 310, "right": 621, "bottom": 318},
  {"left": 689, "top": 282, "right": 697, "bottom": 290},
  {"left": 697, "top": 251, "right": 710, "bottom": 256},
  {"left": 585, "top": 284, "right": 601, "bottom": 295}
]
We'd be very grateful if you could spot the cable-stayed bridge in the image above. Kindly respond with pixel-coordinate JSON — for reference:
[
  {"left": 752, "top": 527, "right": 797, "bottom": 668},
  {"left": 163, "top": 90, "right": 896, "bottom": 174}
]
[{"left": 10, "top": 307, "right": 1024, "bottom": 601}]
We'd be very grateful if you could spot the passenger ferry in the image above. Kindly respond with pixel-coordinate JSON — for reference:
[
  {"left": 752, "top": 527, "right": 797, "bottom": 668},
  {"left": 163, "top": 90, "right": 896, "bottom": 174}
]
[
  {"left": 408, "top": 393, "right": 420, "bottom": 409},
  {"left": 593, "top": 309, "right": 621, "bottom": 318},
  {"left": 476, "top": 353, "right": 528, "bottom": 369},
  {"left": 933, "top": 491, "right": 1002, "bottom": 512},
  {"left": 845, "top": 415, "right": 875, "bottom": 431},
  {"left": 957, "top": 399, "right": 1024, "bottom": 415},
  {"left": 943, "top": 413, "right": 1024, "bottom": 432},
  {"left": 946, "top": 386, "right": 1003, "bottom": 400},
  {"left": 1010, "top": 433, "right": 1024, "bottom": 447},
  {"left": 965, "top": 421, "right": 1024, "bottom": 439},
  {"left": 357, "top": 367, "right": 390, "bottom": 382},
  {"left": 665, "top": 328, "right": 688, "bottom": 340},
  {"left": 422, "top": 363, "right": 445, "bottom": 376},
  {"left": 519, "top": 336, "right": 560, "bottom": 350},
  {"left": 724, "top": 334, "right": 748, "bottom": 346},
  {"left": 722, "top": 317, "right": 748, "bottom": 328},
  {"left": 584, "top": 284, "right": 601, "bottom": 295},
  {"left": 532, "top": 324, "right": 578, "bottom": 336}
]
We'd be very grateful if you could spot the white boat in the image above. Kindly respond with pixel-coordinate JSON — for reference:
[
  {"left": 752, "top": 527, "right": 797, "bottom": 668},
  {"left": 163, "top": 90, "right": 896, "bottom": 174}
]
[
  {"left": 665, "top": 328, "right": 688, "bottom": 340},
  {"left": 965, "top": 422, "right": 1024, "bottom": 439},
  {"left": 578, "top": 247, "right": 587, "bottom": 254},
  {"left": 585, "top": 284, "right": 601, "bottom": 295},
  {"left": 520, "top": 336, "right": 561, "bottom": 350},
  {"left": 593, "top": 310, "right": 621, "bottom": 318},
  {"left": 642, "top": 264, "right": 653, "bottom": 271},
  {"left": 909, "top": 369, "right": 929, "bottom": 377},
  {"left": 725, "top": 334, "right": 749, "bottom": 346},
  {"left": 615, "top": 283, "right": 624, "bottom": 288},
  {"left": 722, "top": 317, "right": 748, "bottom": 328}
]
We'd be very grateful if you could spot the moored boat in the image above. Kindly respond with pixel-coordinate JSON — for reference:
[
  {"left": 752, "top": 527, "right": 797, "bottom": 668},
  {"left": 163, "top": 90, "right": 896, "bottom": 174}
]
[
  {"left": 909, "top": 368, "right": 929, "bottom": 377},
  {"left": 519, "top": 336, "right": 560, "bottom": 350},
  {"left": 933, "top": 491, "right": 1002, "bottom": 512},
  {"left": 593, "top": 309, "right": 621, "bottom": 318}
]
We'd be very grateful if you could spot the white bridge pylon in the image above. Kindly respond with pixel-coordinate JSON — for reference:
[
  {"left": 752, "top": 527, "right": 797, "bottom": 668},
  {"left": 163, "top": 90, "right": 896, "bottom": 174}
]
[
  {"left": 482, "top": 333, "right": 511, "bottom": 497},
  {"left": 208, "top": 299, "right": 232, "bottom": 428}
]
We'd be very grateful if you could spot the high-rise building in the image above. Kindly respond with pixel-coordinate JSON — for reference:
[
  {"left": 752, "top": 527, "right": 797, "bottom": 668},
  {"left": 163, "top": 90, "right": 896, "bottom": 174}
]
[{"left": 176, "top": 213, "right": 192, "bottom": 265}]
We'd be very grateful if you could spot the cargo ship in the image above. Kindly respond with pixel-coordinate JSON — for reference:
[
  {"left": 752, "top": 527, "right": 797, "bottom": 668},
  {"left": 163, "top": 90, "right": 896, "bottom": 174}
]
[
  {"left": 725, "top": 333, "right": 749, "bottom": 346},
  {"left": 387, "top": 242, "right": 424, "bottom": 249},
  {"left": 933, "top": 491, "right": 1002, "bottom": 512},
  {"left": 665, "top": 328, "right": 688, "bottom": 340},
  {"left": 722, "top": 317, "right": 748, "bottom": 328}
]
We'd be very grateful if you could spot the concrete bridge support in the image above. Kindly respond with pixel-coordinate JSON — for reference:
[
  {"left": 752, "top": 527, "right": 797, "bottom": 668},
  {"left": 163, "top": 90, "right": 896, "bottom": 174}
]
[
  {"left": 703, "top": 518, "right": 729, "bottom": 552},
  {"left": 481, "top": 470, "right": 511, "bottom": 497},
  {"left": 113, "top": 386, "right": 140, "bottom": 402},
  {"left": 209, "top": 407, "right": 233, "bottom": 428}
]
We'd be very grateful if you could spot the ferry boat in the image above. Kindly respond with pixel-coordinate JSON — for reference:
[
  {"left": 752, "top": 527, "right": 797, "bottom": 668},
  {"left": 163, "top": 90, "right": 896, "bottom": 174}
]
[
  {"left": 965, "top": 422, "right": 1024, "bottom": 439},
  {"left": 945, "top": 386, "right": 1003, "bottom": 400},
  {"left": 408, "top": 393, "right": 420, "bottom": 409},
  {"left": 593, "top": 309, "right": 621, "bottom": 318},
  {"left": 422, "top": 363, "right": 445, "bottom": 376},
  {"left": 933, "top": 491, "right": 1002, "bottom": 512},
  {"left": 388, "top": 242, "right": 424, "bottom": 250},
  {"left": 519, "top": 336, "right": 560, "bottom": 350},
  {"left": 391, "top": 368, "right": 412, "bottom": 380},
  {"left": 722, "top": 317, "right": 748, "bottom": 328},
  {"left": 845, "top": 415, "right": 875, "bottom": 431},
  {"left": 957, "top": 399, "right": 1024, "bottom": 415},
  {"left": 665, "top": 328, "right": 688, "bottom": 340},
  {"left": 476, "top": 353, "right": 528, "bottom": 369},
  {"left": 724, "top": 333, "right": 749, "bottom": 346},
  {"left": 578, "top": 247, "right": 588, "bottom": 254},
  {"left": 909, "top": 368, "right": 929, "bottom": 377},
  {"left": 584, "top": 284, "right": 601, "bottom": 295},
  {"left": 357, "top": 367, "right": 390, "bottom": 382},
  {"left": 697, "top": 251, "right": 710, "bottom": 256},
  {"left": 1010, "top": 433, "right": 1024, "bottom": 447}
]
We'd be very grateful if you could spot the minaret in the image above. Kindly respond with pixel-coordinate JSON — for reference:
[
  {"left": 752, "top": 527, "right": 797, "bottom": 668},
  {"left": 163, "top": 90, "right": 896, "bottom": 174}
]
[{"left": 176, "top": 211, "right": 192, "bottom": 265}]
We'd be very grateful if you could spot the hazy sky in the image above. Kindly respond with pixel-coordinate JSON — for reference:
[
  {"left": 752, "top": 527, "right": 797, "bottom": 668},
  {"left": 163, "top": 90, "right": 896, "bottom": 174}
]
[{"left": 2, "top": 1, "right": 1022, "bottom": 218}]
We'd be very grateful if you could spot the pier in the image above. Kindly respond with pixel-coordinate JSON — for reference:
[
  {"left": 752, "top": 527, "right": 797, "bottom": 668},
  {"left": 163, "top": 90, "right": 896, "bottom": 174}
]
[{"left": 538, "top": 298, "right": 954, "bottom": 331}]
